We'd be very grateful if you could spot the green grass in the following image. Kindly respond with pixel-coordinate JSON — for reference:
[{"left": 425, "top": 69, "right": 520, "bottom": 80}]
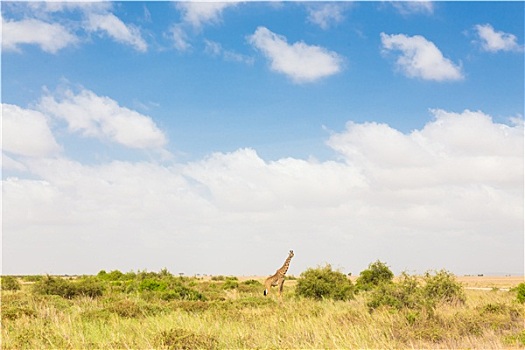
[{"left": 1, "top": 274, "right": 524, "bottom": 349}]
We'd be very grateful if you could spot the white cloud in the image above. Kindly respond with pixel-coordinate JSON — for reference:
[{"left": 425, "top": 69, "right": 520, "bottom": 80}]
[
  {"left": 2, "top": 3, "right": 147, "bottom": 53},
  {"left": 474, "top": 24, "right": 523, "bottom": 53},
  {"left": 184, "top": 148, "right": 366, "bottom": 212},
  {"left": 391, "top": 1, "right": 434, "bottom": 16},
  {"left": 38, "top": 88, "right": 167, "bottom": 150},
  {"left": 248, "top": 27, "right": 343, "bottom": 83},
  {"left": 2, "top": 104, "right": 61, "bottom": 157},
  {"left": 3, "top": 107, "right": 522, "bottom": 275},
  {"left": 24, "top": 2, "right": 112, "bottom": 16},
  {"left": 1, "top": 17, "right": 78, "bottom": 53},
  {"left": 327, "top": 109, "right": 523, "bottom": 189},
  {"left": 380, "top": 33, "right": 463, "bottom": 81},
  {"left": 168, "top": 2, "right": 237, "bottom": 52},
  {"left": 176, "top": 2, "right": 237, "bottom": 29},
  {"left": 306, "top": 3, "right": 347, "bottom": 30},
  {"left": 85, "top": 12, "right": 147, "bottom": 52}
]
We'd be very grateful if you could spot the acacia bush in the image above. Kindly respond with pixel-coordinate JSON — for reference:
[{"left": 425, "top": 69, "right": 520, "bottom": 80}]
[
  {"left": 295, "top": 264, "right": 354, "bottom": 301},
  {"left": 75, "top": 277, "right": 105, "bottom": 298},
  {"left": 367, "top": 270, "right": 465, "bottom": 312},
  {"left": 33, "top": 276, "right": 77, "bottom": 299},
  {"left": 33, "top": 276, "right": 104, "bottom": 299},
  {"left": 367, "top": 272, "right": 427, "bottom": 311},
  {"left": 356, "top": 260, "right": 394, "bottom": 291},
  {"left": 139, "top": 278, "right": 168, "bottom": 292},
  {"left": 422, "top": 269, "right": 465, "bottom": 304},
  {"left": 160, "top": 285, "right": 206, "bottom": 301}
]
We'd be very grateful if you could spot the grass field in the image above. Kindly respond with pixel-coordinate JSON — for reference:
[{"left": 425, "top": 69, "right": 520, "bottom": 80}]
[{"left": 1, "top": 273, "right": 524, "bottom": 349}]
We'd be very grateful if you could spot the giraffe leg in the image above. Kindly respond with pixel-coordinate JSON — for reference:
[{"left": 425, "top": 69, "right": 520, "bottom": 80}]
[
  {"left": 264, "top": 278, "right": 273, "bottom": 296},
  {"left": 278, "top": 279, "right": 285, "bottom": 298}
]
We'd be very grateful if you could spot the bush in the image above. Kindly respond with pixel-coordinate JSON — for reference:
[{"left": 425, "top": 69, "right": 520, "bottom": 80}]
[
  {"left": 159, "top": 285, "right": 206, "bottom": 301},
  {"left": 295, "top": 264, "right": 354, "bottom": 301},
  {"left": 422, "top": 269, "right": 465, "bottom": 305},
  {"left": 242, "top": 279, "right": 262, "bottom": 286},
  {"left": 75, "top": 277, "right": 104, "bottom": 298},
  {"left": 222, "top": 279, "right": 239, "bottom": 290},
  {"left": 33, "top": 276, "right": 104, "bottom": 299},
  {"left": 367, "top": 272, "right": 428, "bottom": 311},
  {"left": 516, "top": 283, "right": 525, "bottom": 304},
  {"left": 356, "top": 260, "right": 394, "bottom": 291},
  {"left": 2, "top": 276, "right": 21, "bottom": 291},
  {"left": 33, "top": 276, "right": 77, "bottom": 299},
  {"left": 139, "top": 278, "right": 168, "bottom": 292}
]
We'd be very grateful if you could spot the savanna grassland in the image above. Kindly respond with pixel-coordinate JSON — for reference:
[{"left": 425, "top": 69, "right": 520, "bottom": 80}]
[{"left": 1, "top": 265, "right": 524, "bottom": 350}]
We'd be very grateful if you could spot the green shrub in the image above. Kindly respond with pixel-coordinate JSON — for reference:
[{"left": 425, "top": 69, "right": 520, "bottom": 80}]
[
  {"left": 222, "top": 279, "right": 239, "bottom": 290},
  {"left": 97, "top": 269, "right": 127, "bottom": 281},
  {"left": 367, "top": 270, "right": 465, "bottom": 312},
  {"left": 295, "top": 264, "right": 354, "bottom": 301},
  {"left": 516, "top": 283, "right": 525, "bottom": 304},
  {"left": 242, "top": 279, "right": 262, "bottom": 286},
  {"left": 367, "top": 272, "right": 428, "bottom": 311},
  {"left": 75, "top": 277, "right": 104, "bottom": 298},
  {"left": 33, "top": 276, "right": 77, "bottom": 299},
  {"left": 356, "top": 260, "right": 394, "bottom": 291},
  {"left": 157, "top": 284, "right": 206, "bottom": 301},
  {"left": 33, "top": 275, "right": 103, "bottom": 299},
  {"left": 139, "top": 278, "right": 168, "bottom": 292},
  {"left": 422, "top": 269, "right": 465, "bottom": 304},
  {"left": 1, "top": 276, "right": 21, "bottom": 291}
]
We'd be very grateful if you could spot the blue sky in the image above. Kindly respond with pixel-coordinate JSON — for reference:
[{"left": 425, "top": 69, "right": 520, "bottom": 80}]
[{"left": 2, "top": 1, "right": 524, "bottom": 276}]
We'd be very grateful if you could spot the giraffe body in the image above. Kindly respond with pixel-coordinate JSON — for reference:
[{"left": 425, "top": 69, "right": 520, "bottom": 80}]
[{"left": 264, "top": 250, "right": 294, "bottom": 297}]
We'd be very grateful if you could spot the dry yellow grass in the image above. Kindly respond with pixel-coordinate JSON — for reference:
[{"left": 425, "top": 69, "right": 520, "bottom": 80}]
[
  {"left": 2, "top": 274, "right": 524, "bottom": 349},
  {"left": 456, "top": 275, "right": 524, "bottom": 289}
]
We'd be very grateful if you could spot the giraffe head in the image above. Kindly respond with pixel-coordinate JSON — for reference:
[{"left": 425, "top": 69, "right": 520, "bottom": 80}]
[{"left": 289, "top": 250, "right": 294, "bottom": 258}]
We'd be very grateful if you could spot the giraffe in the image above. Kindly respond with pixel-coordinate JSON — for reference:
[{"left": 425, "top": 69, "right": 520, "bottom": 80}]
[{"left": 263, "top": 250, "right": 294, "bottom": 297}]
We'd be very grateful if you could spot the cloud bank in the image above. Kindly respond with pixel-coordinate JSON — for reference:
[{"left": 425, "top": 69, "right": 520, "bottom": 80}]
[
  {"left": 2, "top": 104, "right": 61, "bottom": 157},
  {"left": 3, "top": 91, "right": 523, "bottom": 275}
]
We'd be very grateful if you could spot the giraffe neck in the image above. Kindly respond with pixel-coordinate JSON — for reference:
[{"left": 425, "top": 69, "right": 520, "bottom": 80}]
[{"left": 278, "top": 254, "right": 293, "bottom": 276}]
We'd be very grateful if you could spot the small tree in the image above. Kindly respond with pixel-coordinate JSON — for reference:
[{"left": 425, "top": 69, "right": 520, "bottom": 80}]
[
  {"left": 33, "top": 276, "right": 77, "bottom": 299},
  {"left": 422, "top": 269, "right": 465, "bottom": 305},
  {"left": 295, "top": 264, "right": 354, "bottom": 301},
  {"left": 356, "top": 260, "right": 394, "bottom": 291},
  {"left": 367, "top": 272, "right": 427, "bottom": 311}
]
